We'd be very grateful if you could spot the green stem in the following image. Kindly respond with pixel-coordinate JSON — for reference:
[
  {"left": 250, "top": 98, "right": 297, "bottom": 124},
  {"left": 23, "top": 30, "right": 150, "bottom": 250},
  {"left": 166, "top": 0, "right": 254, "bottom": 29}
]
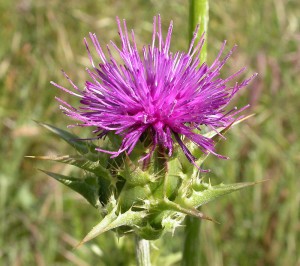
[
  {"left": 135, "top": 234, "right": 151, "bottom": 266},
  {"left": 182, "top": 1, "right": 209, "bottom": 265},
  {"left": 189, "top": 0, "right": 209, "bottom": 63},
  {"left": 182, "top": 216, "right": 201, "bottom": 266}
]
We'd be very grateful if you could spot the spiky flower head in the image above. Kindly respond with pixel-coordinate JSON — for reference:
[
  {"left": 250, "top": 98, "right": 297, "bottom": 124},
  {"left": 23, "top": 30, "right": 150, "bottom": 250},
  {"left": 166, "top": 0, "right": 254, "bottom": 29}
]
[
  {"left": 42, "top": 15, "right": 258, "bottom": 243},
  {"left": 52, "top": 15, "right": 256, "bottom": 167}
]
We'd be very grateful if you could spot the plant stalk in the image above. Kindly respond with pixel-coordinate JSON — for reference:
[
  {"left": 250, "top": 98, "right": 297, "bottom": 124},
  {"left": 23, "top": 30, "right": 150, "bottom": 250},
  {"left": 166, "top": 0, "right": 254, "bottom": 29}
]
[
  {"left": 182, "top": 216, "right": 201, "bottom": 266},
  {"left": 135, "top": 234, "right": 151, "bottom": 266},
  {"left": 189, "top": 0, "right": 209, "bottom": 64},
  {"left": 182, "top": 0, "right": 209, "bottom": 265}
]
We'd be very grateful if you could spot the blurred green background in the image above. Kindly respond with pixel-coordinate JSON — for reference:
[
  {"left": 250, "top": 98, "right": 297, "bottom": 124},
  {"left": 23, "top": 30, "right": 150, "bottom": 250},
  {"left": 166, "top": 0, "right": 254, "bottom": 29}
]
[{"left": 0, "top": 0, "right": 299, "bottom": 265}]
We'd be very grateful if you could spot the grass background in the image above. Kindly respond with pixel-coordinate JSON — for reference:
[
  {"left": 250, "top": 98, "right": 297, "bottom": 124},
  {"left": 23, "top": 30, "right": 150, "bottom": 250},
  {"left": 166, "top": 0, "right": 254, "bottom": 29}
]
[{"left": 0, "top": 0, "right": 299, "bottom": 265}]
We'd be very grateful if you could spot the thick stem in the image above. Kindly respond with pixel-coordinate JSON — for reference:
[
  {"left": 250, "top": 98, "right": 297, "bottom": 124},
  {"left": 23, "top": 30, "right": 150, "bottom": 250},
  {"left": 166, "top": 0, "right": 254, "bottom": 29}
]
[
  {"left": 135, "top": 234, "right": 151, "bottom": 266},
  {"left": 182, "top": 1, "right": 209, "bottom": 265},
  {"left": 189, "top": 0, "right": 209, "bottom": 63},
  {"left": 182, "top": 216, "right": 201, "bottom": 266}
]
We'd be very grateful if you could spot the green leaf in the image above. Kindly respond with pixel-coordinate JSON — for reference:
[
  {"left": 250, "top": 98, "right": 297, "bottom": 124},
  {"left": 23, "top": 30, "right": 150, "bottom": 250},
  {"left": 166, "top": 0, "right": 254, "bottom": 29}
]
[
  {"left": 36, "top": 122, "right": 109, "bottom": 164},
  {"left": 177, "top": 181, "right": 261, "bottom": 209},
  {"left": 136, "top": 223, "right": 164, "bottom": 240},
  {"left": 32, "top": 154, "right": 111, "bottom": 180},
  {"left": 155, "top": 199, "right": 217, "bottom": 223},
  {"left": 77, "top": 208, "right": 147, "bottom": 246},
  {"left": 118, "top": 158, "right": 155, "bottom": 186},
  {"left": 36, "top": 121, "right": 92, "bottom": 154},
  {"left": 40, "top": 169, "right": 100, "bottom": 208}
]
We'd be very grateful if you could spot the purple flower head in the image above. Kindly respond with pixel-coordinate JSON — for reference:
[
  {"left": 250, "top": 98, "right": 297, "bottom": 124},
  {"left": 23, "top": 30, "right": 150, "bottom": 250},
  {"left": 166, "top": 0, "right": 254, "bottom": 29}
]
[{"left": 52, "top": 15, "right": 256, "bottom": 168}]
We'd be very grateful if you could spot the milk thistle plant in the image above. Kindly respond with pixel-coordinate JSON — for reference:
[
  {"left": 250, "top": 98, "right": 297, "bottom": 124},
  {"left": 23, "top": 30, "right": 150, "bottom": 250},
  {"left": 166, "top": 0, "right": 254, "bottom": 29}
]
[{"left": 34, "top": 2, "right": 258, "bottom": 265}]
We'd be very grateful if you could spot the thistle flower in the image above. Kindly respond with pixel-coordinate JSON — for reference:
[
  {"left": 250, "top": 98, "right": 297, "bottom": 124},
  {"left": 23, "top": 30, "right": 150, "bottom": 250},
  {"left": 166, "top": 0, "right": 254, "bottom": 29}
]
[
  {"left": 51, "top": 15, "right": 256, "bottom": 167},
  {"left": 41, "top": 16, "right": 258, "bottom": 243}
]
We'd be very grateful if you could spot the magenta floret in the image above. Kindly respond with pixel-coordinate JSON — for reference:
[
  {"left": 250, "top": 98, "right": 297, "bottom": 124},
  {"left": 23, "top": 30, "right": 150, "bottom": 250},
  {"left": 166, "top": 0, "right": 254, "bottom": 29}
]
[{"left": 51, "top": 15, "right": 256, "bottom": 166}]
